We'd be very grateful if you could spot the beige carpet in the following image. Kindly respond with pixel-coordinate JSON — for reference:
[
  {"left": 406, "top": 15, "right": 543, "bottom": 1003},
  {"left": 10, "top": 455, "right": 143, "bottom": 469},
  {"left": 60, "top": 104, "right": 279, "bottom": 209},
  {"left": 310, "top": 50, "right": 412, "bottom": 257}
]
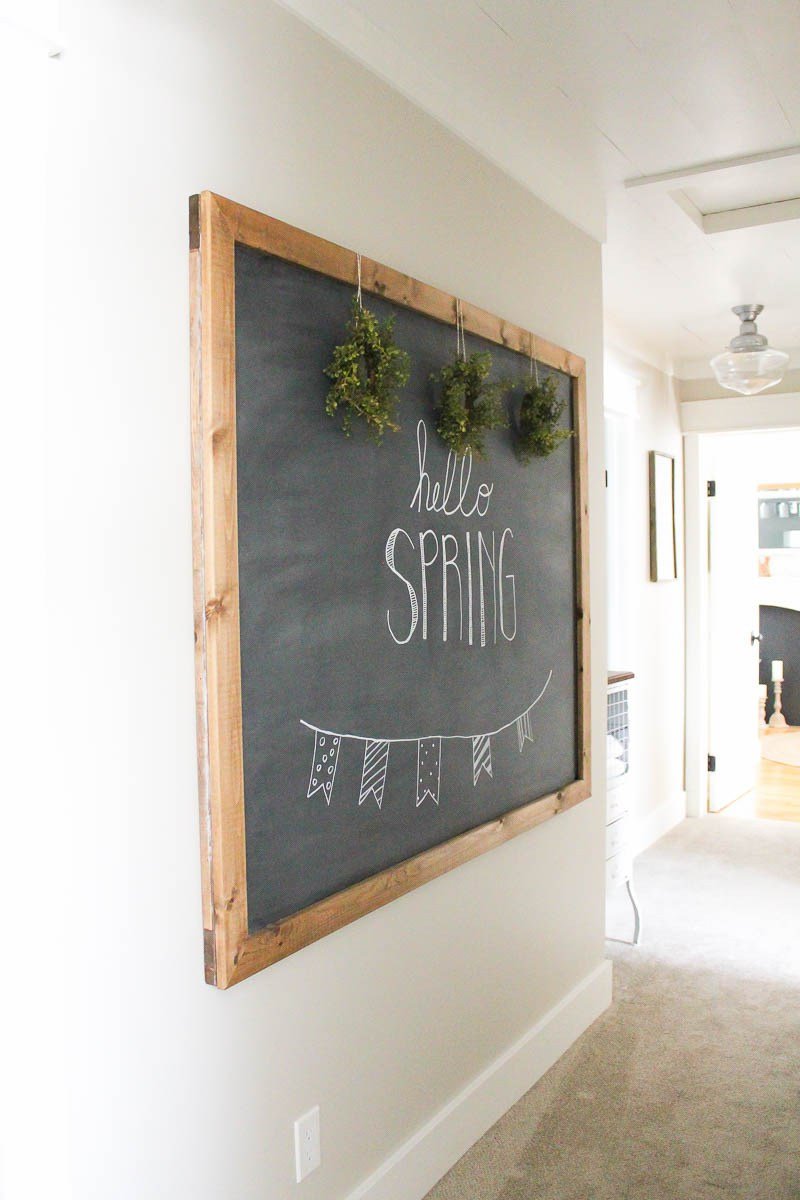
[
  {"left": 762, "top": 731, "right": 800, "bottom": 767},
  {"left": 425, "top": 818, "right": 800, "bottom": 1200}
]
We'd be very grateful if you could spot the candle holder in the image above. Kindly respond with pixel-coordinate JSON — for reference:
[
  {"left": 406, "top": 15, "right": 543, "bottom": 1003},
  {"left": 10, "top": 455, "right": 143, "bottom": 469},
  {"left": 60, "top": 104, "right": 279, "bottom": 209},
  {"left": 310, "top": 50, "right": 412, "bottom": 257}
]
[
  {"left": 769, "top": 679, "right": 787, "bottom": 728},
  {"left": 758, "top": 691, "right": 767, "bottom": 730}
]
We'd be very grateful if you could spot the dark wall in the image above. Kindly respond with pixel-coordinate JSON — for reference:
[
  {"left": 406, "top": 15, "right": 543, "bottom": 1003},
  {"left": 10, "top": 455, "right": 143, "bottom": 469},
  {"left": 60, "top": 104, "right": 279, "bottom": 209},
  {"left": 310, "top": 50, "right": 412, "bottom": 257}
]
[{"left": 759, "top": 605, "right": 800, "bottom": 725}]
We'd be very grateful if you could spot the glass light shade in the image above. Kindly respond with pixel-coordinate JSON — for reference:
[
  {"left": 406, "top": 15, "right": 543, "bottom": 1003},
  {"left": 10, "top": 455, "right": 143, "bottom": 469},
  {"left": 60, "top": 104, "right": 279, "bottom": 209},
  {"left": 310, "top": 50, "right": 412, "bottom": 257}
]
[{"left": 709, "top": 346, "right": 789, "bottom": 395}]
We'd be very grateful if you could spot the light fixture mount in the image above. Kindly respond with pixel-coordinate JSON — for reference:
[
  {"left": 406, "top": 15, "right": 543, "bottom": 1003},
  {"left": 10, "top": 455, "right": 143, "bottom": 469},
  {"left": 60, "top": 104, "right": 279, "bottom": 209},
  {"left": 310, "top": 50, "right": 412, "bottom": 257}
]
[
  {"left": 728, "top": 305, "right": 767, "bottom": 351},
  {"left": 710, "top": 304, "right": 788, "bottom": 396}
]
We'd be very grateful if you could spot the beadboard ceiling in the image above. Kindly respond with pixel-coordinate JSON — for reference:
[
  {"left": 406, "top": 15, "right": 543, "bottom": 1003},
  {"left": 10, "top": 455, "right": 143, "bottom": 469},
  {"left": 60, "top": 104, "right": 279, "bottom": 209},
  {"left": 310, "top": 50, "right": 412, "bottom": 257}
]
[{"left": 275, "top": 0, "right": 800, "bottom": 375}]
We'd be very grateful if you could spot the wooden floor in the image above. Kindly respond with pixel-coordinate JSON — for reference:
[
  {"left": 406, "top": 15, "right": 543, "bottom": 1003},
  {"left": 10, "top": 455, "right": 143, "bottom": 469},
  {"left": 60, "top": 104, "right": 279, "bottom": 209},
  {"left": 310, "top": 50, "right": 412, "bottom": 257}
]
[{"left": 719, "top": 729, "right": 800, "bottom": 823}]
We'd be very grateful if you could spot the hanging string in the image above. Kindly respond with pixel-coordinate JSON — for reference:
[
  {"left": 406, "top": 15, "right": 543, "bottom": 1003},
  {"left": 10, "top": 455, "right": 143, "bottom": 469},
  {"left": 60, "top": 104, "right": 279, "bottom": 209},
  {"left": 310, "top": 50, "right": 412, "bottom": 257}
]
[
  {"left": 530, "top": 333, "right": 540, "bottom": 385},
  {"left": 456, "top": 299, "right": 466, "bottom": 362},
  {"left": 356, "top": 253, "right": 363, "bottom": 310}
]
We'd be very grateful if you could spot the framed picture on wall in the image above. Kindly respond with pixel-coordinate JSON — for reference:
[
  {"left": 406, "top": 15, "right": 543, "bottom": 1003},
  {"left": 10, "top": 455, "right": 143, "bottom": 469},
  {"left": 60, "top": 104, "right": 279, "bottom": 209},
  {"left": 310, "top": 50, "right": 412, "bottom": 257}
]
[
  {"left": 649, "top": 451, "right": 677, "bottom": 582},
  {"left": 189, "top": 191, "right": 591, "bottom": 986}
]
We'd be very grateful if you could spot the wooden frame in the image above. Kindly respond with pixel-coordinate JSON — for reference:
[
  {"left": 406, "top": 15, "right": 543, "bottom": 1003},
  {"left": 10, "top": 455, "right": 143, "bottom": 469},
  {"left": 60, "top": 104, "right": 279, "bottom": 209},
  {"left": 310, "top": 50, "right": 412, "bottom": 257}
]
[
  {"left": 649, "top": 451, "right": 677, "bottom": 582},
  {"left": 190, "top": 191, "right": 591, "bottom": 988}
]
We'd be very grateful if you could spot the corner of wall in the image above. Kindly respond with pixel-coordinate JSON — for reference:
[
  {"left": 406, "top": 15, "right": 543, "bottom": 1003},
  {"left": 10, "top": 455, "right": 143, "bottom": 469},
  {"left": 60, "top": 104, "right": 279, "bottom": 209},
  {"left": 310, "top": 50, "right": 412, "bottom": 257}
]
[{"left": 634, "top": 791, "right": 686, "bottom": 855}]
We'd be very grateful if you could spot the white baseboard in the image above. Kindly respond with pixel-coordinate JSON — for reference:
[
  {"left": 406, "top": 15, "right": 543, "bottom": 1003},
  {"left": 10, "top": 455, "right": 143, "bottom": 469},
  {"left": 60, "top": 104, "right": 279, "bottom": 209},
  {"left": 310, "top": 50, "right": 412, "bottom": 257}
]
[
  {"left": 634, "top": 791, "right": 686, "bottom": 856},
  {"left": 345, "top": 959, "right": 613, "bottom": 1200}
]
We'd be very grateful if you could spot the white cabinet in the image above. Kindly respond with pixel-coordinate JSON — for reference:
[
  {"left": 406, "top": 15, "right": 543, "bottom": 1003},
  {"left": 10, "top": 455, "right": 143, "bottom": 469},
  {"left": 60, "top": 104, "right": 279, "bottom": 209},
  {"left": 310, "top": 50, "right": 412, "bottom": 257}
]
[{"left": 606, "top": 672, "right": 641, "bottom": 944}]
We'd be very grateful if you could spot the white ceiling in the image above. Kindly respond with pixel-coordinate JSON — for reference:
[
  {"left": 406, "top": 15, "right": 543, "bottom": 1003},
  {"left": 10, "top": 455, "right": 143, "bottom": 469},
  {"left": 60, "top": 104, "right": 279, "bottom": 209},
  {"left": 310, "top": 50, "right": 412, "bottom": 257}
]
[{"left": 275, "top": 0, "right": 800, "bottom": 375}]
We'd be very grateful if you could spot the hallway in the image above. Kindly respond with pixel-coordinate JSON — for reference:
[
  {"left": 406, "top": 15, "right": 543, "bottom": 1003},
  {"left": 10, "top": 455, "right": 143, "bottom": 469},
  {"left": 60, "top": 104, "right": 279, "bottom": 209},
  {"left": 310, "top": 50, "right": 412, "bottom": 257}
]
[{"left": 425, "top": 819, "right": 800, "bottom": 1200}]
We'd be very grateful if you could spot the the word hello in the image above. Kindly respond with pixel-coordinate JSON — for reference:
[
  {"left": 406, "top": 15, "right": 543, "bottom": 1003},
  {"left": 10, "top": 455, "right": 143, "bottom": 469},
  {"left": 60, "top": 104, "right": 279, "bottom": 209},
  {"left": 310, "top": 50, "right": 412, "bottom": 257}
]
[{"left": 383, "top": 421, "right": 517, "bottom": 647}]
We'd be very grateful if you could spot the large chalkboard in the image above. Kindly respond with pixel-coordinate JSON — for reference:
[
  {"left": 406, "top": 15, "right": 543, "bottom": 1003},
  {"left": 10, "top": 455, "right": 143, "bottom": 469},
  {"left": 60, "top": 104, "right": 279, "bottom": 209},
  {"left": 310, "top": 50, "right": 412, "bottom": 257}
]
[{"left": 190, "top": 193, "right": 591, "bottom": 988}]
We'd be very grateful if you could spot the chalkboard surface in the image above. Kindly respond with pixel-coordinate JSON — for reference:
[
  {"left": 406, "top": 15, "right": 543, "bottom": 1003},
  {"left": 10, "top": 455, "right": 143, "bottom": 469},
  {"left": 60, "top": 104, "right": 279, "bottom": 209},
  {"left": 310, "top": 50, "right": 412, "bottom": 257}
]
[{"left": 190, "top": 193, "right": 590, "bottom": 986}]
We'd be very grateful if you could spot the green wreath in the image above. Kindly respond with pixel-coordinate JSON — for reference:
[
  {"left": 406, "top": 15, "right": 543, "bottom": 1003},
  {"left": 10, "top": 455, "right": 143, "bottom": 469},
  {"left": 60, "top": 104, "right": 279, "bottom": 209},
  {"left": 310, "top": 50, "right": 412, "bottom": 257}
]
[
  {"left": 324, "top": 298, "right": 410, "bottom": 442},
  {"left": 515, "top": 373, "right": 574, "bottom": 461},
  {"left": 433, "top": 351, "right": 508, "bottom": 459}
]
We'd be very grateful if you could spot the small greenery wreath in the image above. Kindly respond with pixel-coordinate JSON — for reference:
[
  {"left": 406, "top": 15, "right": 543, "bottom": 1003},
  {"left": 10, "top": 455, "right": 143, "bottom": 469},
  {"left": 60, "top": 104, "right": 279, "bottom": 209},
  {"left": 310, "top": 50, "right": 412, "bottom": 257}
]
[
  {"left": 514, "top": 373, "right": 574, "bottom": 461},
  {"left": 324, "top": 298, "right": 410, "bottom": 442},
  {"left": 433, "top": 351, "right": 509, "bottom": 459}
]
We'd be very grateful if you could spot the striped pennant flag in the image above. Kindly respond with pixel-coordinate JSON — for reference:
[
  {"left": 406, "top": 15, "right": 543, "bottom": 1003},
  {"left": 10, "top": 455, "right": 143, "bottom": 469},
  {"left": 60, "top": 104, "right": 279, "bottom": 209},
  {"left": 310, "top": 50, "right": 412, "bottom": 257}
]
[
  {"left": 472, "top": 734, "right": 493, "bottom": 785},
  {"left": 516, "top": 710, "right": 533, "bottom": 752},
  {"left": 306, "top": 732, "right": 342, "bottom": 805},
  {"left": 416, "top": 738, "right": 441, "bottom": 806},
  {"left": 359, "top": 739, "right": 390, "bottom": 808}
]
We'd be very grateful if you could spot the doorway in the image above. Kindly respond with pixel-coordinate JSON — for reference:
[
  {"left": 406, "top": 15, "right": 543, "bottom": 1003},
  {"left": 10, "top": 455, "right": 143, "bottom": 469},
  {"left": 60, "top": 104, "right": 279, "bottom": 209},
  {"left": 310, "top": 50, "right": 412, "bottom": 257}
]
[{"left": 685, "top": 423, "right": 800, "bottom": 820}]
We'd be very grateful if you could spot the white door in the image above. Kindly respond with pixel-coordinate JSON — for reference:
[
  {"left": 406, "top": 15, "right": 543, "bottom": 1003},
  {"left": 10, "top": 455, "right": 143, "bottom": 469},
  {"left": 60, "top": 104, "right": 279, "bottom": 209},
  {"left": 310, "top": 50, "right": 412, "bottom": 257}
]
[{"left": 707, "top": 444, "right": 761, "bottom": 812}]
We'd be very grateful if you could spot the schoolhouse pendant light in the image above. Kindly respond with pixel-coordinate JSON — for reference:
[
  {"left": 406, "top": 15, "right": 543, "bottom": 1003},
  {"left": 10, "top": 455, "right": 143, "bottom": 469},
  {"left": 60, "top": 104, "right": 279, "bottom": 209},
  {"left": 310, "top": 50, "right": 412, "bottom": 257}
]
[{"left": 710, "top": 305, "right": 789, "bottom": 396}]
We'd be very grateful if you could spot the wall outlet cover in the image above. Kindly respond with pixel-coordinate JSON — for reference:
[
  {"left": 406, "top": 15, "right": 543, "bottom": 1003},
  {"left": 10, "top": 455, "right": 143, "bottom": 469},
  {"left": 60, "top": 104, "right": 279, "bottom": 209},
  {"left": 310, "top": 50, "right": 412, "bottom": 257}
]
[{"left": 294, "top": 1106, "right": 321, "bottom": 1183}]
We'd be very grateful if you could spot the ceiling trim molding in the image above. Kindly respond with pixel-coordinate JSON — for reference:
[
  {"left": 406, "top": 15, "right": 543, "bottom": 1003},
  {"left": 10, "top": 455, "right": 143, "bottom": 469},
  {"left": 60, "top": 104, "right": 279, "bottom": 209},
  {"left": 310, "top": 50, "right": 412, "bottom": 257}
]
[
  {"left": 669, "top": 189, "right": 800, "bottom": 235},
  {"left": 669, "top": 190, "right": 704, "bottom": 231},
  {"left": 624, "top": 144, "right": 800, "bottom": 192},
  {"left": 703, "top": 196, "right": 800, "bottom": 235},
  {"left": 680, "top": 393, "right": 800, "bottom": 435}
]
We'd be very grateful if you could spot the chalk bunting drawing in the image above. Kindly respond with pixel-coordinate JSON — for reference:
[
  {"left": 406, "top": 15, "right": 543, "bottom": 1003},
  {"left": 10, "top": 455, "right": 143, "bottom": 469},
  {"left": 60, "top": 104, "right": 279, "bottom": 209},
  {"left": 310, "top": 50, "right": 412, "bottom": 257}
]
[
  {"left": 306, "top": 732, "right": 342, "bottom": 805},
  {"left": 359, "top": 739, "right": 390, "bottom": 807},
  {"left": 301, "top": 670, "right": 552, "bottom": 810},
  {"left": 516, "top": 710, "right": 534, "bottom": 752},
  {"left": 471, "top": 733, "right": 493, "bottom": 785},
  {"left": 416, "top": 738, "right": 442, "bottom": 807}
]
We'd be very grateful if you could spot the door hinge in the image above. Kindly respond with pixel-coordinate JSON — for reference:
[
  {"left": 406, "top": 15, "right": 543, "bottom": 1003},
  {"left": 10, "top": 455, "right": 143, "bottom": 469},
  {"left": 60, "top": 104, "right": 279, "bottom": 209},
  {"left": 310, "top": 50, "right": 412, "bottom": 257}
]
[
  {"left": 707, "top": 754, "right": 716, "bottom": 772},
  {"left": 707, "top": 480, "right": 716, "bottom": 497}
]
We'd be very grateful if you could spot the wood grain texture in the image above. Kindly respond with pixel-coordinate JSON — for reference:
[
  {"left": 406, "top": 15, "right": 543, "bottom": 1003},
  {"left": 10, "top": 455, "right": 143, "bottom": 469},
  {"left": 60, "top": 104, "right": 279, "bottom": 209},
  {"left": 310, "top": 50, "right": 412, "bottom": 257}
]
[
  {"left": 573, "top": 364, "right": 591, "bottom": 795},
  {"left": 213, "top": 194, "right": 585, "bottom": 378},
  {"left": 192, "top": 194, "right": 249, "bottom": 988},
  {"left": 189, "top": 201, "right": 213, "bottom": 952},
  {"left": 718, "top": 734, "right": 800, "bottom": 822},
  {"left": 190, "top": 191, "right": 593, "bottom": 987},
  {"left": 754, "top": 752, "right": 800, "bottom": 821}
]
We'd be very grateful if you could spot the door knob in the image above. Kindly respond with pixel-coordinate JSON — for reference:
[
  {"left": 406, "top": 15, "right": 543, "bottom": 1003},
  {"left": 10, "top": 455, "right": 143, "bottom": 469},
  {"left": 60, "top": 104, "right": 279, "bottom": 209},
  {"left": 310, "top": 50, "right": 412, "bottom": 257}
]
[{"left": 751, "top": 632, "right": 763, "bottom": 645}]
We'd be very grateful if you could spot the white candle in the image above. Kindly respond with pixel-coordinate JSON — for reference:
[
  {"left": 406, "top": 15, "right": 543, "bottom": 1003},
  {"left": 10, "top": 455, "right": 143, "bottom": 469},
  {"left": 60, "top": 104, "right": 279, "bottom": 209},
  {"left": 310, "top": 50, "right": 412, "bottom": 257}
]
[
  {"left": 758, "top": 683, "right": 768, "bottom": 699},
  {"left": 772, "top": 660, "right": 784, "bottom": 682}
]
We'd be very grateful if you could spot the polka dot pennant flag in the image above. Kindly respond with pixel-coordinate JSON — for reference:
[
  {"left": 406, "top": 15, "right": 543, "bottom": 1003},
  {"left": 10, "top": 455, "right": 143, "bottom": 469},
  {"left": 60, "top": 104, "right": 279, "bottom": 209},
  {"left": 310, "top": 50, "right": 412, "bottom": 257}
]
[
  {"left": 306, "top": 731, "right": 342, "bottom": 805},
  {"left": 416, "top": 738, "right": 441, "bottom": 807}
]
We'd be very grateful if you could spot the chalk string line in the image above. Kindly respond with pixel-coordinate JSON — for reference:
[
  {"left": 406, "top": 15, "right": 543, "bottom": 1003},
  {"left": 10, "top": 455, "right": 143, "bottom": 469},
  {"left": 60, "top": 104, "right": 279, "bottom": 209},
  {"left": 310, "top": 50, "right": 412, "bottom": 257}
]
[{"left": 300, "top": 670, "right": 552, "bottom": 744}]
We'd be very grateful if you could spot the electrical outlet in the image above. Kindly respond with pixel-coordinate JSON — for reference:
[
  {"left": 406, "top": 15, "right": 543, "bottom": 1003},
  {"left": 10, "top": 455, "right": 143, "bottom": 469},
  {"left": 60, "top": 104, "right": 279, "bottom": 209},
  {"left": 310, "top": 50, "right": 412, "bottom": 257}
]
[{"left": 294, "top": 1106, "right": 321, "bottom": 1183}]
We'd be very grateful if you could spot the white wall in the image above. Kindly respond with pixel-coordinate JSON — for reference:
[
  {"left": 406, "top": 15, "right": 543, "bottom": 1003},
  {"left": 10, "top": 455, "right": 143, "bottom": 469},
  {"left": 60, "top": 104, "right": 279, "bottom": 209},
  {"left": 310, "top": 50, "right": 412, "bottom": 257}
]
[
  {"left": 747, "top": 429, "right": 800, "bottom": 483},
  {"left": 38, "top": 3, "right": 607, "bottom": 1198},
  {"left": 1, "top": 10, "right": 69, "bottom": 1200},
  {"left": 604, "top": 348, "right": 686, "bottom": 850}
]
